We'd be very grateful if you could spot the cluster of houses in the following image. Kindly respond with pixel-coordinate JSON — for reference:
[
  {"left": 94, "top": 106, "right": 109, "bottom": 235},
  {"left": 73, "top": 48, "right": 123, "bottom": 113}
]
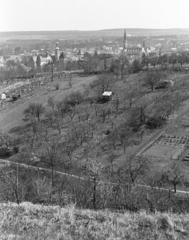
[
  {"left": 0, "top": 29, "right": 172, "bottom": 69},
  {"left": 0, "top": 42, "right": 65, "bottom": 75},
  {"left": 1, "top": 30, "right": 189, "bottom": 81}
]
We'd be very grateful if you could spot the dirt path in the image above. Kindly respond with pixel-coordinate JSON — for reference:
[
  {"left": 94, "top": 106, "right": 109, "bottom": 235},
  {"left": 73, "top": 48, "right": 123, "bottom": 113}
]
[{"left": 1, "top": 158, "right": 188, "bottom": 196}]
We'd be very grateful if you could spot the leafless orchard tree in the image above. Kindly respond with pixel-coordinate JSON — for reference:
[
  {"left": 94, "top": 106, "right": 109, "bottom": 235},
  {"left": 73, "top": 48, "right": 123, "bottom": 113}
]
[
  {"left": 142, "top": 70, "right": 164, "bottom": 92},
  {"left": 90, "top": 73, "right": 117, "bottom": 97},
  {"left": 165, "top": 158, "right": 185, "bottom": 193},
  {"left": 82, "top": 145, "right": 106, "bottom": 209},
  {"left": 116, "top": 155, "right": 149, "bottom": 185},
  {"left": 0, "top": 165, "right": 32, "bottom": 204},
  {"left": 23, "top": 103, "right": 46, "bottom": 122},
  {"left": 37, "top": 129, "right": 66, "bottom": 186},
  {"left": 111, "top": 52, "right": 130, "bottom": 79},
  {"left": 123, "top": 83, "right": 142, "bottom": 109}
]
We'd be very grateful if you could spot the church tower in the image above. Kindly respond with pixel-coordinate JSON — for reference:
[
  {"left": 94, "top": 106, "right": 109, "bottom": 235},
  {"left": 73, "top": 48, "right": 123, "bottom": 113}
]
[
  {"left": 141, "top": 41, "right": 147, "bottom": 56},
  {"left": 55, "top": 42, "right": 60, "bottom": 61},
  {"left": 159, "top": 46, "right": 162, "bottom": 57},
  {"left": 123, "top": 29, "right": 127, "bottom": 51}
]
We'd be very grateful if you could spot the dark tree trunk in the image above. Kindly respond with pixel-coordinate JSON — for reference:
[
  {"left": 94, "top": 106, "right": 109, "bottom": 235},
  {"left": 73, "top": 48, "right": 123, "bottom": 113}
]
[{"left": 93, "top": 177, "right": 97, "bottom": 210}]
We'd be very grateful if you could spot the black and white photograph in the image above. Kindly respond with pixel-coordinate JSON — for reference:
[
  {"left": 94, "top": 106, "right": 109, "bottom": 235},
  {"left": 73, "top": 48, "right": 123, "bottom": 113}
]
[{"left": 1, "top": 0, "right": 189, "bottom": 239}]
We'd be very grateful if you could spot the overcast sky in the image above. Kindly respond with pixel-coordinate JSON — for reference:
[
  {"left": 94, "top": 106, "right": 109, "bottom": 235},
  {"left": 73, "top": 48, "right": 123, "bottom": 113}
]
[{"left": 0, "top": 0, "right": 189, "bottom": 31}]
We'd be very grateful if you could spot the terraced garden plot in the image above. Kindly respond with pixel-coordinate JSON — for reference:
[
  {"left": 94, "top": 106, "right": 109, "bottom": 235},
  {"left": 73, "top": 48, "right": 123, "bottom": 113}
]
[
  {"left": 156, "top": 134, "right": 189, "bottom": 146},
  {"left": 181, "top": 149, "right": 189, "bottom": 161},
  {"left": 143, "top": 134, "right": 189, "bottom": 160},
  {"left": 143, "top": 144, "right": 182, "bottom": 159}
]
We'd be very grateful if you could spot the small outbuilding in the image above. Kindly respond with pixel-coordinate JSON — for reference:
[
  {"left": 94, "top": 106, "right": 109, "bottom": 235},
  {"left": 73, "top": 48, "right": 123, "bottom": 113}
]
[
  {"left": 155, "top": 80, "right": 174, "bottom": 89},
  {"left": 1, "top": 92, "right": 7, "bottom": 100},
  {"left": 101, "top": 91, "right": 114, "bottom": 103},
  {"left": 12, "top": 94, "right": 21, "bottom": 101}
]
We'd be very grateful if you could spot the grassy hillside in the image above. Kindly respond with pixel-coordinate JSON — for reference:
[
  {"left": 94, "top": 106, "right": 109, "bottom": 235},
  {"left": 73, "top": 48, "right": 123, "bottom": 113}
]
[
  {"left": 0, "top": 75, "right": 96, "bottom": 133},
  {"left": 0, "top": 202, "right": 189, "bottom": 240}
]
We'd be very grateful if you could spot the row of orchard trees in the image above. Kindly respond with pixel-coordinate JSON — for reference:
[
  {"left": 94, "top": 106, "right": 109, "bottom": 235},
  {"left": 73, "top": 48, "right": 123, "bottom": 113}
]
[
  {"left": 0, "top": 140, "right": 188, "bottom": 212},
  {"left": 141, "top": 51, "right": 189, "bottom": 71},
  {"left": 73, "top": 50, "right": 189, "bottom": 75},
  {"left": 75, "top": 50, "right": 189, "bottom": 78},
  {"left": 0, "top": 72, "right": 189, "bottom": 210},
  {"left": 0, "top": 64, "right": 32, "bottom": 85},
  {"left": 2, "top": 49, "right": 189, "bottom": 86},
  {"left": 1, "top": 71, "right": 188, "bottom": 196}
]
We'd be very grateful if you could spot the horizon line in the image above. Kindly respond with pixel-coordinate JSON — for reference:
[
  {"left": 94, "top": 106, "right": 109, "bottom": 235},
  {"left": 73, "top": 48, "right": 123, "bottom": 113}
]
[{"left": 1, "top": 27, "right": 189, "bottom": 33}]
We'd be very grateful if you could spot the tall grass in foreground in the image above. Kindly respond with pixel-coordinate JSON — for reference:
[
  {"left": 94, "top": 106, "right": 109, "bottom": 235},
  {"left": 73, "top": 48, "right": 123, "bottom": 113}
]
[{"left": 0, "top": 202, "right": 189, "bottom": 240}]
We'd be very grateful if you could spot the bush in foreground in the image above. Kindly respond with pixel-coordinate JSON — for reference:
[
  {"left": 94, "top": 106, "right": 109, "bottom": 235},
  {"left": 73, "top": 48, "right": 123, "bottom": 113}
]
[{"left": 0, "top": 202, "right": 189, "bottom": 240}]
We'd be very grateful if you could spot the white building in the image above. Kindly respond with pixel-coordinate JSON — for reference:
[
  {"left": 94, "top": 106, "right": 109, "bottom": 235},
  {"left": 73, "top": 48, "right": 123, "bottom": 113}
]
[{"left": 1, "top": 92, "right": 7, "bottom": 100}]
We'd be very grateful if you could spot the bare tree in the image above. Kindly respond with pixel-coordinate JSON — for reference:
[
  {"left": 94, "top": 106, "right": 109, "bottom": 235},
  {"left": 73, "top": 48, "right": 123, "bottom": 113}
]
[
  {"left": 124, "top": 83, "right": 141, "bottom": 109},
  {"left": 128, "top": 98, "right": 149, "bottom": 129},
  {"left": 143, "top": 70, "right": 163, "bottom": 92},
  {"left": 97, "top": 104, "right": 112, "bottom": 123},
  {"left": 67, "top": 73, "right": 73, "bottom": 88},
  {"left": 169, "top": 53, "right": 177, "bottom": 68},
  {"left": 98, "top": 53, "right": 112, "bottom": 71},
  {"left": 0, "top": 67, "right": 15, "bottom": 85},
  {"left": 24, "top": 103, "right": 45, "bottom": 122},
  {"left": 75, "top": 103, "right": 92, "bottom": 122},
  {"left": 82, "top": 145, "right": 105, "bottom": 210},
  {"left": 39, "top": 130, "right": 65, "bottom": 186},
  {"left": 111, "top": 52, "right": 130, "bottom": 79},
  {"left": 90, "top": 73, "right": 116, "bottom": 97},
  {"left": 0, "top": 165, "right": 31, "bottom": 204},
  {"left": 117, "top": 155, "right": 149, "bottom": 185},
  {"left": 46, "top": 97, "right": 65, "bottom": 134},
  {"left": 141, "top": 54, "right": 149, "bottom": 70},
  {"left": 149, "top": 56, "right": 159, "bottom": 69},
  {"left": 78, "top": 52, "right": 100, "bottom": 74},
  {"left": 158, "top": 54, "right": 168, "bottom": 69},
  {"left": 116, "top": 125, "right": 135, "bottom": 153},
  {"left": 165, "top": 158, "right": 185, "bottom": 193}
]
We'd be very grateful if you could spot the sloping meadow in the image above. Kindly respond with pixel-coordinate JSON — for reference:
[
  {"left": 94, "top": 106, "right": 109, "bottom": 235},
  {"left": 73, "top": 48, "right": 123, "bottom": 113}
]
[{"left": 0, "top": 201, "right": 189, "bottom": 240}]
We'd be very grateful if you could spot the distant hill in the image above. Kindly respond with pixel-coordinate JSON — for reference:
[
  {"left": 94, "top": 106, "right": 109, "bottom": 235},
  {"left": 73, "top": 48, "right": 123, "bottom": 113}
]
[
  {"left": 0, "top": 28, "right": 189, "bottom": 41},
  {"left": 99, "top": 28, "right": 189, "bottom": 36},
  {"left": 1, "top": 201, "right": 189, "bottom": 239}
]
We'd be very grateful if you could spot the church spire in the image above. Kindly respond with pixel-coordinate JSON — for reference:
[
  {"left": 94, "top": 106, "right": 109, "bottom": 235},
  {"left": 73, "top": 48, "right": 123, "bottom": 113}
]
[
  {"left": 55, "top": 42, "right": 60, "bottom": 61},
  {"left": 159, "top": 46, "right": 162, "bottom": 57},
  {"left": 123, "top": 29, "right": 127, "bottom": 50}
]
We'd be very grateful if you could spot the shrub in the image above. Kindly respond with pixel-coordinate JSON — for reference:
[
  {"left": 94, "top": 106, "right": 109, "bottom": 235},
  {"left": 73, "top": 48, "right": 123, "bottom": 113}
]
[
  {"left": 173, "top": 66, "right": 182, "bottom": 72},
  {"left": 0, "top": 147, "right": 11, "bottom": 157},
  {"left": 23, "top": 103, "right": 45, "bottom": 122},
  {"left": 130, "top": 59, "right": 142, "bottom": 73},
  {"left": 54, "top": 83, "right": 60, "bottom": 90},
  {"left": 145, "top": 116, "right": 166, "bottom": 129},
  {"left": 64, "top": 91, "right": 84, "bottom": 107}
]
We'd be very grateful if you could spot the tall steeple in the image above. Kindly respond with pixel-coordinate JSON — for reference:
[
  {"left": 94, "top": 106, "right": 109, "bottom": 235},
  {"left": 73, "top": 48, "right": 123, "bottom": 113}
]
[
  {"left": 55, "top": 42, "right": 60, "bottom": 61},
  {"left": 159, "top": 46, "right": 162, "bottom": 57},
  {"left": 142, "top": 40, "right": 146, "bottom": 55},
  {"left": 123, "top": 29, "right": 127, "bottom": 51}
]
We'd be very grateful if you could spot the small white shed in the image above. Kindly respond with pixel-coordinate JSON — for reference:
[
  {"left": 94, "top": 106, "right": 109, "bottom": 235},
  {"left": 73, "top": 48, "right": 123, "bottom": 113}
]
[
  {"left": 1, "top": 92, "right": 6, "bottom": 100},
  {"left": 102, "top": 91, "right": 113, "bottom": 97},
  {"left": 102, "top": 91, "right": 114, "bottom": 102}
]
